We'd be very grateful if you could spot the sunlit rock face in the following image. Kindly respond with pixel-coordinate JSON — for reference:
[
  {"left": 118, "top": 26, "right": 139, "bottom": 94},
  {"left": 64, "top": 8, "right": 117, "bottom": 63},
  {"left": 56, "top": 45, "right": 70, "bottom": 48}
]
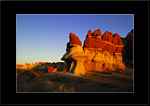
[
  {"left": 84, "top": 29, "right": 96, "bottom": 48},
  {"left": 16, "top": 64, "right": 24, "bottom": 69},
  {"left": 47, "top": 66, "right": 59, "bottom": 73},
  {"left": 61, "top": 32, "right": 88, "bottom": 75},
  {"left": 69, "top": 32, "right": 82, "bottom": 46},
  {"left": 61, "top": 29, "right": 126, "bottom": 75}
]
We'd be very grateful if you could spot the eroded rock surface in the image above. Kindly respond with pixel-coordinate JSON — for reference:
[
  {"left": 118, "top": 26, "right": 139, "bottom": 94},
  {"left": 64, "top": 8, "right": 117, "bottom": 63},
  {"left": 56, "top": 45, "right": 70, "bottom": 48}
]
[{"left": 61, "top": 29, "right": 127, "bottom": 75}]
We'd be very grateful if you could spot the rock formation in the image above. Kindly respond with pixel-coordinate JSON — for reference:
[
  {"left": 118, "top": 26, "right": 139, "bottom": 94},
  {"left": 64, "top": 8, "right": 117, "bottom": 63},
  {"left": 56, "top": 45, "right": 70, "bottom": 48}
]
[
  {"left": 121, "top": 29, "right": 133, "bottom": 68},
  {"left": 61, "top": 29, "right": 127, "bottom": 75},
  {"left": 61, "top": 32, "right": 88, "bottom": 75},
  {"left": 47, "top": 66, "right": 59, "bottom": 73},
  {"left": 16, "top": 64, "right": 24, "bottom": 69}
]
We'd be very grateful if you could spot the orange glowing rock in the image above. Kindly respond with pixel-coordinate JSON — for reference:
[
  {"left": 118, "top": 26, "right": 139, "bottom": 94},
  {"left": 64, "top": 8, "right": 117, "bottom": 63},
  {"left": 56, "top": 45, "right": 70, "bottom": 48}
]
[
  {"left": 95, "top": 36, "right": 104, "bottom": 49},
  {"left": 35, "top": 62, "right": 41, "bottom": 66},
  {"left": 107, "top": 31, "right": 115, "bottom": 52},
  {"left": 69, "top": 33, "right": 82, "bottom": 46},
  {"left": 93, "top": 29, "right": 102, "bottom": 38},
  {"left": 47, "top": 66, "right": 59, "bottom": 73},
  {"left": 61, "top": 29, "right": 126, "bottom": 75},
  {"left": 87, "top": 29, "right": 93, "bottom": 37},
  {"left": 113, "top": 33, "right": 124, "bottom": 53},
  {"left": 84, "top": 29, "right": 104, "bottom": 49},
  {"left": 23, "top": 63, "right": 34, "bottom": 69},
  {"left": 16, "top": 64, "right": 24, "bottom": 69},
  {"left": 84, "top": 29, "right": 96, "bottom": 48},
  {"left": 102, "top": 31, "right": 109, "bottom": 51}
]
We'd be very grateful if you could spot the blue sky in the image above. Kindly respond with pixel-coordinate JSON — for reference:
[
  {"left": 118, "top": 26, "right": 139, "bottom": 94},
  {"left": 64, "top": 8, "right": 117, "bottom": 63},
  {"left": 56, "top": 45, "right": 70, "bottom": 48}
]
[{"left": 16, "top": 14, "right": 134, "bottom": 65}]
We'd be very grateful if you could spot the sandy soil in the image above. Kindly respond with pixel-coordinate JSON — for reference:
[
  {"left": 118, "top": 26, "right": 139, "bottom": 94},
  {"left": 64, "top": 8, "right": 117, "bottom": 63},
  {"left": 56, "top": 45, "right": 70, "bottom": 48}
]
[{"left": 17, "top": 68, "right": 133, "bottom": 93}]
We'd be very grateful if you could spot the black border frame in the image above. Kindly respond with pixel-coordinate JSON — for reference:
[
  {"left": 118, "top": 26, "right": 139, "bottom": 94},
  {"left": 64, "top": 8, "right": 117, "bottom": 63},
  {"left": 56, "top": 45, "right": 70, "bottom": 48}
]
[{"left": 0, "top": 1, "right": 149, "bottom": 105}]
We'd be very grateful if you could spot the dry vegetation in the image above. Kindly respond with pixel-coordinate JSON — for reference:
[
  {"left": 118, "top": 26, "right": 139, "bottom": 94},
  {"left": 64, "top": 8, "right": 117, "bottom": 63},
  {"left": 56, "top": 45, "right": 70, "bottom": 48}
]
[{"left": 17, "top": 68, "right": 133, "bottom": 92}]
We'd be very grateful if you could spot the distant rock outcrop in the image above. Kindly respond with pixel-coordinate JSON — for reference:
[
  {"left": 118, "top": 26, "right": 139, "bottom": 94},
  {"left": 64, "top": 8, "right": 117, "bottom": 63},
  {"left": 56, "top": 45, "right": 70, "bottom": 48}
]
[
  {"left": 121, "top": 29, "right": 133, "bottom": 68},
  {"left": 61, "top": 29, "right": 127, "bottom": 75}
]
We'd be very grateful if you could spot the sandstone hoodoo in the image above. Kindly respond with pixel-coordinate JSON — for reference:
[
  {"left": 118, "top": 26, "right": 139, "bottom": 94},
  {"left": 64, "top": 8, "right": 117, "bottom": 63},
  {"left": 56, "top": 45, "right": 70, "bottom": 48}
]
[
  {"left": 61, "top": 29, "right": 126, "bottom": 75},
  {"left": 69, "top": 32, "right": 82, "bottom": 46},
  {"left": 61, "top": 32, "right": 88, "bottom": 75},
  {"left": 84, "top": 29, "right": 96, "bottom": 48}
]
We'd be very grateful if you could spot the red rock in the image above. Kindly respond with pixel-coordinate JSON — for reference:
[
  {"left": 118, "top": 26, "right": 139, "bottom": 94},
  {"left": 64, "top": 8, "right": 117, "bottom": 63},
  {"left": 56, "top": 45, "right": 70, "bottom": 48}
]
[
  {"left": 69, "top": 33, "right": 82, "bottom": 46},
  {"left": 113, "top": 33, "right": 124, "bottom": 53},
  {"left": 102, "top": 31, "right": 109, "bottom": 51},
  {"left": 84, "top": 30, "right": 96, "bottom": 48},
  {"left": 16, "top": 64, "right": 24, "bottom": 69},
  {"left": 111, "top": 38, "right": 116, "bottom": 53},
  {"left": 47, "top": 66, "right": 59, "bottom": 73},
  {"left": 107, "top": 32, "right": 114, "bottom": 52},
  {"left": 95, "top": 36, "right": 104, "bottom": 49},
  {"left": 93, "top": 29, "right": 102, "bottom": 38},
  {"left": 63, "top": 68, "right": 67, "bottom": 72},
  {"left": 87, "top": 29, "right": 93, "bottom": 37}
]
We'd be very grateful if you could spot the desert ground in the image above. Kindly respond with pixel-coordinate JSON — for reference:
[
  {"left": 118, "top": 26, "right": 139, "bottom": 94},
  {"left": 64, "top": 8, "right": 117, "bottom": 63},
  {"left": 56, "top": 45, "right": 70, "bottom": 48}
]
[{"left": 17, "top": 68, "right": 133, "bottom": 93}]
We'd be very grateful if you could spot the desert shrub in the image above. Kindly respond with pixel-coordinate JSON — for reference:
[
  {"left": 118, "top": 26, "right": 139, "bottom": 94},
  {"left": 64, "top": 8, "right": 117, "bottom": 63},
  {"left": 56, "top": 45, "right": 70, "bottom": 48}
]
[
  {"left": 19, "top": 71, "right": 36, "bottom": 82},
  {"left": 37, "top": 70, "right": 45, "bottom": 75},
  {"left": 55, "top": 84, "right": 75, "bottom": 92},
  {"left": 52, "top": 75, "right": 71, "bottom": 83},
  {"left": 25, "top": 76, "right": 32, "bottom": 82},
  {"left": 30, "top": 82, "right": 44, "bottom": 92}
]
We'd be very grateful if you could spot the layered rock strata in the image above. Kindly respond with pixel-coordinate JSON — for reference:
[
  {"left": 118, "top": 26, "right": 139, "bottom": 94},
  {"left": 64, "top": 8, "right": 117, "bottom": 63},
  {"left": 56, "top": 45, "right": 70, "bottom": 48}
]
[{"left": 61, "top": 29, "right": 126, "bottom": 75}]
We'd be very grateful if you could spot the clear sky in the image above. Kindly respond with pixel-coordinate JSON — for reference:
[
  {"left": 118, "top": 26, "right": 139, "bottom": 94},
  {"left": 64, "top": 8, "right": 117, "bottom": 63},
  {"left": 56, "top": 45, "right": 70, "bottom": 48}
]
[{"left": 16, "top": 14, "right": 134, "bottom": 65}]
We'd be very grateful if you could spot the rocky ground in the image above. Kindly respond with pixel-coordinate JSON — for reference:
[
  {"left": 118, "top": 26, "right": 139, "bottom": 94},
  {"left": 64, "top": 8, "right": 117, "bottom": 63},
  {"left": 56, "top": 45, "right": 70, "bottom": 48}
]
[{"left": 17, "top": 68, "right": 133, "bottom": 93}]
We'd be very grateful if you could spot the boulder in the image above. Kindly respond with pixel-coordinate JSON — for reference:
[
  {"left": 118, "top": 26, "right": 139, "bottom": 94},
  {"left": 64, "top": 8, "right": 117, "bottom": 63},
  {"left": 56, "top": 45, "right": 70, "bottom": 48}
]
[
  {"left": 63, "top": 68, "right": 67, "bottom": 72},
  {"left": 47, "top": 66, "right": 59, "bottom": 73}
]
